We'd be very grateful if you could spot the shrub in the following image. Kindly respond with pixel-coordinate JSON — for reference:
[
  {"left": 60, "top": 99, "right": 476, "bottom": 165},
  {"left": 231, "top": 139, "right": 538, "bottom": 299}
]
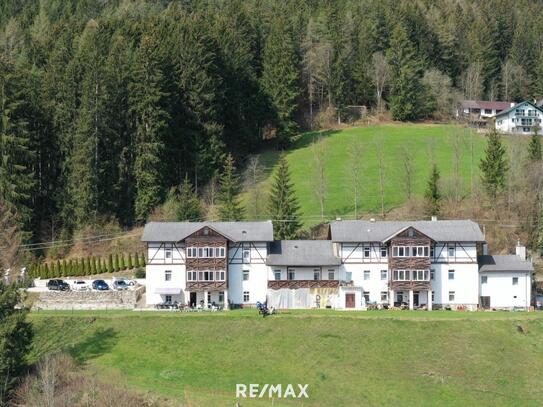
[{"left": 134, "top": 267, "right": 145, "bottom": 279}]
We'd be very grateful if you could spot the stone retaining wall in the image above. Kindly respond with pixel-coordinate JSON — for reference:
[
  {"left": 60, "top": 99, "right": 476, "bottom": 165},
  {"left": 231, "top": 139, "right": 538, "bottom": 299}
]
[{"left": 33, "top": 286, "right": 145, "bottom": 310}]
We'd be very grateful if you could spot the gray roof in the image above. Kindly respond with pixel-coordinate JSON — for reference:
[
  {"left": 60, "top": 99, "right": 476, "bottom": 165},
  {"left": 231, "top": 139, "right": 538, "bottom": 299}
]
[
  {"left": 267, "top": 240, "right": 341, "bottom": 266},
  {"left": 479, "top": 255, "right": 534, "bottom": 273},
  {"left": 330, "top": 220, "right": 485, "bottom": 242},
  {"left": 141, "top": 221, "right": 274, "bottom": 242}
]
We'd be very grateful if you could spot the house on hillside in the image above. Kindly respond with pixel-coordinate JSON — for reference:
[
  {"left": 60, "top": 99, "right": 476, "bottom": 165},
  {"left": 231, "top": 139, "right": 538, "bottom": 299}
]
[
  {"left": 458, "top": 100, "right": 513, "bottom": 124},
  {"left": 141, "top": 218, "right": 533, "bottom": 311},
  {"left": 495, "top": 100, "right": 543, "bottom": 134}
]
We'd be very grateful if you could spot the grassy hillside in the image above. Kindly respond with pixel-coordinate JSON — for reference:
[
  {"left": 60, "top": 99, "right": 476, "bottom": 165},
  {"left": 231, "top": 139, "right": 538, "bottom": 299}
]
[
  {"left": 29, "top": 310, "right": 543, "bottom": 406},
  {"left": 245, "top": 124, "right": 497, "bottom": 226}
]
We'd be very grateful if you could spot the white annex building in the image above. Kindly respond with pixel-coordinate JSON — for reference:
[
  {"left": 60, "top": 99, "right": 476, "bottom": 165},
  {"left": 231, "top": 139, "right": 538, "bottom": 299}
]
[
  {"left": 495, "top": 100, "right": 543, "bottom": 134},
  {"left": 141, "top": 219, "right": 533, "bottom": 311}
]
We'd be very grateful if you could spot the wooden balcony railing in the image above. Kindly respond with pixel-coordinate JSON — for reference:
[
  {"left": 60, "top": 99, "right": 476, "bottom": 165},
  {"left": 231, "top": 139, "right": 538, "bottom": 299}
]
[{"left": 268, "top": 280, "right": 340, "bottom": 289}]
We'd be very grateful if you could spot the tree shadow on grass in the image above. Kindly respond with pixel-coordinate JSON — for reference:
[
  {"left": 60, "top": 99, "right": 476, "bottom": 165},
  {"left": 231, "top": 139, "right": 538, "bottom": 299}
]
[{"left": 70, "top": 327, "right": 118, "bottom": 363}]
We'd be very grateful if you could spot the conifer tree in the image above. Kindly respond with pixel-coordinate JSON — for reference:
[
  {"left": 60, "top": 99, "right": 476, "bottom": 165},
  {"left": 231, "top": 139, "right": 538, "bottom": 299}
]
[
  {"left": 140, "top": 252, "right": 146, "bottom": 267},
  {"left": 424, "top": 164, "right": 441, "bottom": 216},
  {"left": 528, "top": 125, "right": 541, "bottom": 162},
  {"left": 176, "top": 175, "right": 202, "bottom": 221},
  {"left": 217, "top": 154, "right": 244, "bottom": 221},
  {"left": 56, "top": 260, "right": 61, "bottom": 278},
  {"left": 43, "top": 263, "right": 50, "bottom": 279},
  {"left": 114, "top": 253, "right": 119, "bottom": 272},
  {"left": 127, "top": 253, "right": 133, "bottom": 269},
  {"left": 387, "top": 24, "right": 423, "bottom": 121},
  {"left": 107, "top": 254, "right": 113, "bottom": 273},
  {"left": 92, "top": 256, "right": 97, "bottom": 274},
  {"left": 260, "top": 14, "right": 300, "bottom": 147},
  {"left": 119, "top": 254, "right": 125, "bottom": 271},
  {"left": 61, "top": 259, "right": 67, "bottom": 277},
  {"left": 268, "top": 155, "right": 302, "bottom": 239},
  {"left": 479, "top": 130, "right": 509, "bottom": 199},
  {"left": 130, "top": 33, "right": 169, "bottom": 222}
]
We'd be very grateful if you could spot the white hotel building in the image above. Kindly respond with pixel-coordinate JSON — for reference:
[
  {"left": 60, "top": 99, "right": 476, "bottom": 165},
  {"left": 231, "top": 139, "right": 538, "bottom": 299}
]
[{"left": 141, "top": 219, "right": 533, "bottom": 311}]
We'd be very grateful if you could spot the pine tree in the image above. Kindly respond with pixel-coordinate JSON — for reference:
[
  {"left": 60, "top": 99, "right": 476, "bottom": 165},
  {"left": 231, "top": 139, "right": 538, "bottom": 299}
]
[
  {"left": 127, "top": 253, "right": 133, "bottom": 269},
  {"left": 61, "top": 259, "right": 67, "bottom": 277},
  {"left": 0, "top": 56, "right": 36, "bottom": 231},
  {"left": 217, "top": 154, "right": 244, "bottom": 221},
  {"left": 176, "top": 175, "right": 202, "bottom": 221},
  {"left": 119, "top": 254, "right": 125, "bottom": 271},
  {"left": 528, "top": 125, "right": 542, "bottom": 162},
  {"left": 107, "top": 254, "right": 113, "bottom": 273},
  {"left": 43, "top": 263, "right": 50, "bottom": 279},
  {"left": 91, "top": 256, "right": 97, "bottom": 274},
  {"left": 56, "top": 260, "right": 61, "bottom": 278},
  {"left": 268, "top": 155, "right": 302, "bottom": 239},
  {"left": 139, "top": 253, "right": 146, "bottom": 268},
  {"left": 424, "top": 164, "right": 441, "bottom": 216},
  {"left": 260, "top": 13, "right": 300, "bottom": 147},
  {"left": 479, "top": 130, "right": 509, "bottom": 199},
  {"left": 387, "top": 24, "right": 423, "bottom": 121},
  {"left": 114, "top": 253, "right": 120, "bottom": 272},
  {"left": 130, "top": 33, "right": 169, "bottom": 223}
]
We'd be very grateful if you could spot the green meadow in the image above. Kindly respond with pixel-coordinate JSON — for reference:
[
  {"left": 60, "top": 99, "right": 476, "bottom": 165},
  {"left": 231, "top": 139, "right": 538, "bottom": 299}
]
[
  {"left": 245, "top": 124, "right": 524, "bottom": 226},
  {"left": 29, "top": 310, "right": 543, "bottom": 406}
]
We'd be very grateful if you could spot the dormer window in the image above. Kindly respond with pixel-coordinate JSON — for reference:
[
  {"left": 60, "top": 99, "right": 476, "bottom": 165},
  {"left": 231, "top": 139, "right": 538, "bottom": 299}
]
[{"left": 203, "top": 228, "right": 209, "bottom": 235}]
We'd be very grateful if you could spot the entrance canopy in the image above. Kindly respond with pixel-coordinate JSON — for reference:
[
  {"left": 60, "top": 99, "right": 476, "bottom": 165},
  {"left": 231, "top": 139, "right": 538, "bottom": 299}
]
[{"left": 155, "top": 287, "right": 182, "bottom": 295}]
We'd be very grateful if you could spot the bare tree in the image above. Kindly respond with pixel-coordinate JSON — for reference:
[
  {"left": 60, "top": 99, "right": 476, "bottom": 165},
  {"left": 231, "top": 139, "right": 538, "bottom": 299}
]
[
  {"left": 501, "top": 60, "right": 528, "bottom": 101},
  {"left": 243, "top": 155, "right": 264, "bottom": 220},
  {"left": 349, "top": 139, "right": 364, "bottom": 218},
  {"left": 311, "top": 136, "right": 328, "bottom": 221},
  {"left": 201, "top": 176, "right": 220, "bottom": 221},
  {"left": 461, "top": 62, "right": 483, "bottom": 100},
  {"left": 371, "top": 52, "right": 390, "bottom": 113},
  {"left": 401, "top": 143, "right": 414, "bottom": 200},
  {"left": 0, "top": 201, "right": 22, "bottom": 271},
  {"left": 374, "top": 137, "right": 386, "bottom": 218}
]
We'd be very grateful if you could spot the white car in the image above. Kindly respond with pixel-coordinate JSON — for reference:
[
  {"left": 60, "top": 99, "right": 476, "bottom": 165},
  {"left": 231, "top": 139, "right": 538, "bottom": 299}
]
[{"left": 72, "top": 280, "right": 89, "bottom": 291}]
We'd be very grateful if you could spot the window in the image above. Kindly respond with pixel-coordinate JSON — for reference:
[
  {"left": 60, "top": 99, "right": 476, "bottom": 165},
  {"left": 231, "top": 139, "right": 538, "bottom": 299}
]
[
  {"left": 364, "top": 246, "right": 371, "bottom": 258},
  {"left": 313, "top": 269, "right": 320, "bottom": 281},
  {"left": 484, "top": 109, "right": 492, "bottom": 114},
  {"left": 381, "top": 291, "right": 388, "bottom": 302},
  {"left": 393, "top": 270, "right": 410, "bottom": 281},
  {"left": 363, "top": 291, "right": 370, "bottom": 303},
  {"left": 219, "top": 291, "right": 224, "bottom": 303},
  {"left": 198, "top": 247, "right": 204, "bottom": 258},
  {"left": 380, "top": 270, "right": 387, "bottom": 280},
  {"left": 345, "top": 271, "right": 352, "bottom": 282},
  {"left": 187, "top": 271, "right": 197, "bottom": 281},
  {"left": 364, "top": 270, "right": 370, "bottom": 280},
  {"left": 187, "top": 247, "right": 197, "bottom": 258},
  {"left": 380, "top": 246, "right": 387, "bottom": 257},
  {"left": 165, "top": 248, "right": 172, "bottom": 259},
  {"left": 243, "top": 291, "right": 250, "bottom": 302},
  {"left": 216, "top": 271, "right": 225, "bottom": 281},
  {"left": 328, "top": 270, "right": 335, "bottom": 280},
  {"left": 243, "top": 249, "right": 251, "bottom": 262},
  {"left": 448, "top": 291, "right": 455, "bottom": 301},
  {"left": 243, "top": 270, "right": 249, "bottom": 281},
  {"left": 513, "top": 277, "right": 519, "bottom": 285},
  {"left": 165, "top": 295, "right": 172, "bottom": 303},
  {"left": 448, "top": 270, "right": 455, "bottom": 280},
  {"left": 481, "top": 275, "right": 487, "bottom": 284},
  {"left": 207, "top": 292, "right": 211, "bottom": 303},
  {"left": 412, "top": 270, "right": 429, "bottom": 281},
  {"left": 430, "top": 269, "right": 435, "bottom": 280},
  {"left": 431, "top": 291, "right": 435, "bottom": 302},
  {"left": 396, "top": 292, "right": 404, "bottom": 303},
  {"left": 288, "top": 269, "right": 295, "bottom": 280},
  {"left": 165, "top": 270, "right": 172, "bottom": 281},
  {"left": 215, "top": 247, "right": 225, "bottom": 258},
  {"left": 203, "top": 228, "right": 209, "bottom": 235},
  {"left": 448, "top": 245, "right": 455, "bottom": 257},
  {"left": 392, "top": 246, "right": 410, "bottom": 257},
  {"left": 413, "top": 246, "right": 429, "bottom": 257},
  {"left": 274, "top": 270, "right": 281, "bottom": 281},
  {"left": 430, "top": 246, "right": 434, "bottom": 258}
]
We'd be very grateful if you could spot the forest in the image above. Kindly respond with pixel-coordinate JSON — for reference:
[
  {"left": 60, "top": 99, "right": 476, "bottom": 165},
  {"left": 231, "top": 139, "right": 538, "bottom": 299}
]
[{"left": 1, "top": 0, "right": 543, "bottom": 248}]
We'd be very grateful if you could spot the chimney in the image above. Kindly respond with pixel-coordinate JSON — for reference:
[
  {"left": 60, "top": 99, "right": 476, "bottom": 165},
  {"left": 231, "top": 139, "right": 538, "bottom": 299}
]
[
  {"left": 516, "top": 240, "right": 526, "bottom": 260},
  {"left": 431, "top": 216, "right": 437, "bottom": 221},
  {"left": 482, "top": 243, "right": 488, "bottom": 255}
]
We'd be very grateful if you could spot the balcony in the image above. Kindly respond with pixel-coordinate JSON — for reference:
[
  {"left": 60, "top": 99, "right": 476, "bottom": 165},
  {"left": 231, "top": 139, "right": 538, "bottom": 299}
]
[
  {"left": 268, "top": 280, "right": 340, "bottom": 289},
  {"left": 186, "top": 281, "right": 227, "bottom": 291}
]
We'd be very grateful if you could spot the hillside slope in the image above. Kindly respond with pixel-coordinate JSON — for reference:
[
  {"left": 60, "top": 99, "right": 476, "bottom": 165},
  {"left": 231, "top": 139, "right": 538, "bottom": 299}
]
[{"left": 245, "top": 124, "right": 521, "bottom": 227}]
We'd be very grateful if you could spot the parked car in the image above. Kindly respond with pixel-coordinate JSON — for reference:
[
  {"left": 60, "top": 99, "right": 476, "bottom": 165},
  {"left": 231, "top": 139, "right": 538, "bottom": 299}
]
[
  {"left": 47, "top": 279, "right": 70, "bottom": 291},
  {"left": 113, "top": 279, "right": 129, "bottom": 291},
  {"left": 92, "top": 280, "right": 109, "bottom": 290},
  {"left": 72, "top": 280, "right": 89, "bottom": 291}
]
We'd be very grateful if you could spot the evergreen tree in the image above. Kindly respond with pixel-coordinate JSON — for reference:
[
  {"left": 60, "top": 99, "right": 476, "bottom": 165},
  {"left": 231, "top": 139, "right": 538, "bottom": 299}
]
[
  {"left": 479, "top": 130, "right": 509, "bottom": 199},
  {"left": 119, "top": 254, "right": 125, "bottom": 271},
  {"left": 114, "top": 253, "right": 120, "bottom": 272},
  {"left": 387, "top": 24, "right": 423, "bottom": 121},
  {"left": 268, "top": 155, "right": 302, "bottom": 239},
  {"left": 139, "top": 252, "right": 146, "bottom": 268},
  {"left": 43, "top": 263, "right": 50, "bottom": 279},
  {"left": 528, "top": 125, "right": 542, "bottom": 162},
  {"left": 176, "top": 175, "right": 202, "bottom": 221},
  {"left": 91, "top": 256, "right": 97, "bottom": 274},
  {"left": 127, "top": 253, "right": 133, "bottom": 269},
  {"left": 61, "top": 259, "right": 67, "bottom": 277},
  {"left": 424, "top": 164, "right": 441, "bottom": 216},
  {"left": 56, "top": 260, "right": 61, "bottom": 278},
  {"left": 260, "top": 13, "right": 300, "bottom": 147},
  {"left": 130, "top": 33, "right": 169, "bottom": 223},
  {"left": 217, "top": 154, "right": 244, "bottom": 221},
  {"left": 0, "top": 56, "right": 35, "bottom": 231},
  {"left": 107, "top": 253, "right": 113, "bottom": 273}
]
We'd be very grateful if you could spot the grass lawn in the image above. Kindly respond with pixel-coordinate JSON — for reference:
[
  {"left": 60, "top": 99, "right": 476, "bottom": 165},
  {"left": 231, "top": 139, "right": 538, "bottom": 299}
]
[
  {"left": 29, "top": 309, "right": 543, "bottom": 406},
  {"left": 245, "top": 124, "right": 525, "bottom": 227}
]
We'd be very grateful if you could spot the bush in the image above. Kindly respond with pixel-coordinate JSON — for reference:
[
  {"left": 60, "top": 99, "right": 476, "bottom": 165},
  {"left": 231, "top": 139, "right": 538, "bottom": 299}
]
[{"left": 134, "top": 267, "right": 145, "bottom": 279}]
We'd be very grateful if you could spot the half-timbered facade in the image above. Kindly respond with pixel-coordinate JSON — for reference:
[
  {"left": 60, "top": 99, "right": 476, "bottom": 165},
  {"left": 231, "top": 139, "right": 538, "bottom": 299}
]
[{"left": 142, "top": 218, "right": 532, "bottom": 310}]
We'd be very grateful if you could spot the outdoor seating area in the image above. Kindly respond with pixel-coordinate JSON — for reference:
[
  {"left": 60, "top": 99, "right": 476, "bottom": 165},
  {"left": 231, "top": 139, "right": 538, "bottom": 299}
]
[{"left": 154, "top": 301, "right": 224, "bottom": 312}]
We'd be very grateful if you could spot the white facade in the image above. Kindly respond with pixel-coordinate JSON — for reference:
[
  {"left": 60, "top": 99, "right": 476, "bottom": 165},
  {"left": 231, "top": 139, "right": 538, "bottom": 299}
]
[
  {"left": 142, "top": 221, "right": 533, "bottom": 311},
  {"left": 495, "top": 101, "right": 543, "bottom": 134}
]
